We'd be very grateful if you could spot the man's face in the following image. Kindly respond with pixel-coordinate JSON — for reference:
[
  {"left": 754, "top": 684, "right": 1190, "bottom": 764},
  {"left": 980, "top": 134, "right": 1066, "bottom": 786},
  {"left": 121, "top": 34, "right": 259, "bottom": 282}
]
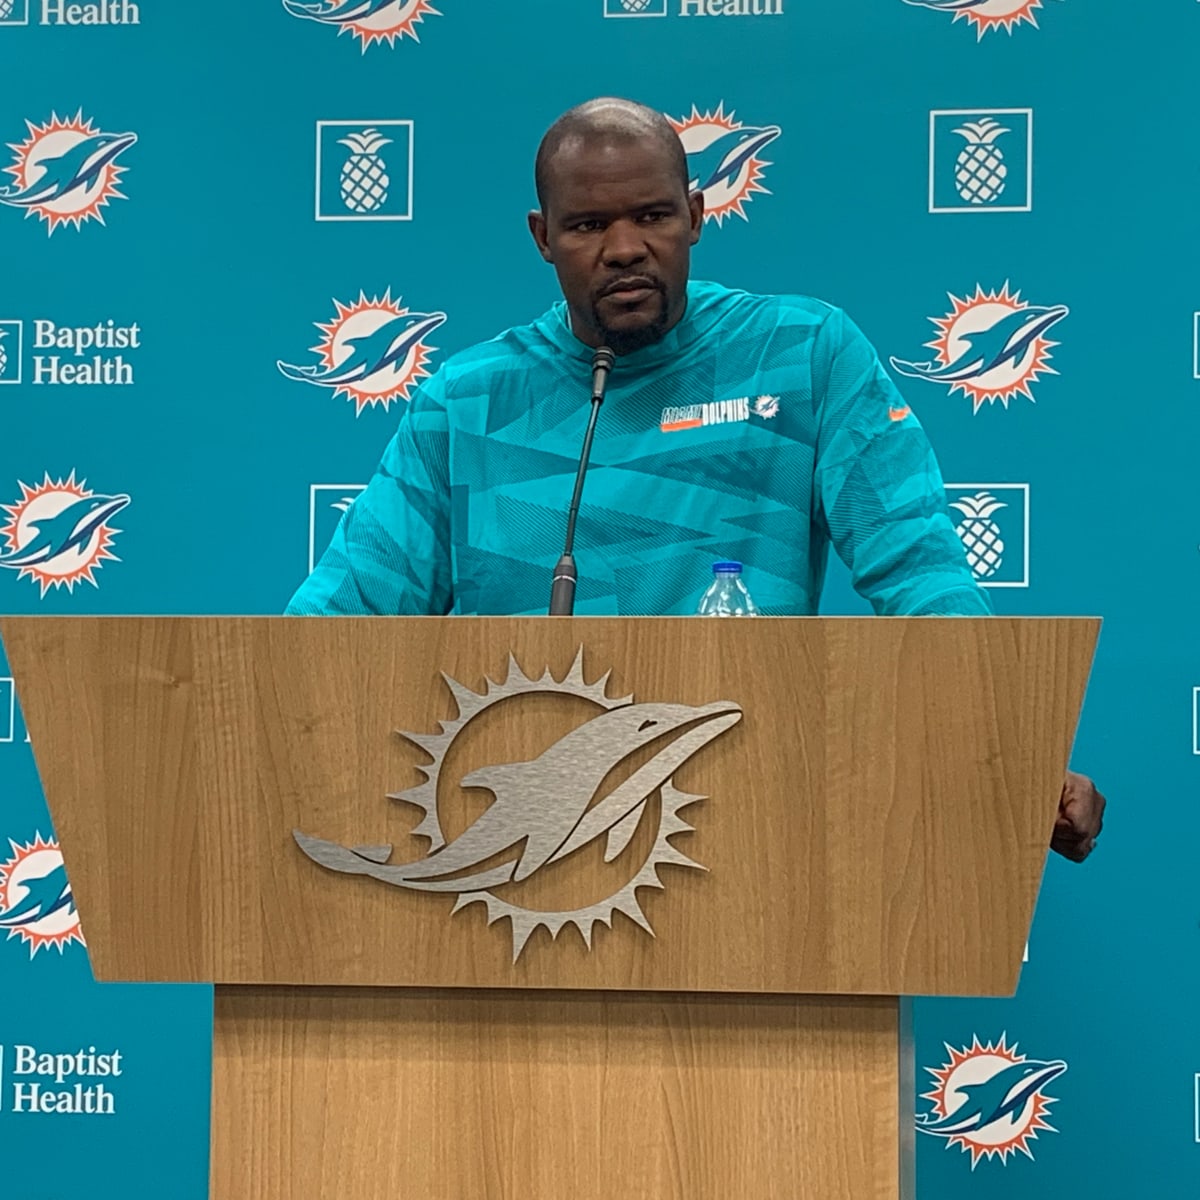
[{"left": 529, "top": 136, "right": 704, "bottom": 356}]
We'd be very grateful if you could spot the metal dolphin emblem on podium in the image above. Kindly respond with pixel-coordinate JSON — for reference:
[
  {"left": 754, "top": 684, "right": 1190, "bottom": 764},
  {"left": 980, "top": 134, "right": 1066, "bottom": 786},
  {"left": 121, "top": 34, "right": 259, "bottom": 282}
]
[{"left": 295, "top": 650, "right": 742, "bottom": 960}]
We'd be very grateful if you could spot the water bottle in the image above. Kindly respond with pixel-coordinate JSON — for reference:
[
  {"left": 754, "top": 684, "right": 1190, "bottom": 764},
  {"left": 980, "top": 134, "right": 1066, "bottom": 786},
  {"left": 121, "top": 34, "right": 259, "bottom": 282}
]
[{"left": 696, "top": 560, "right": 759, "bottom": 617}]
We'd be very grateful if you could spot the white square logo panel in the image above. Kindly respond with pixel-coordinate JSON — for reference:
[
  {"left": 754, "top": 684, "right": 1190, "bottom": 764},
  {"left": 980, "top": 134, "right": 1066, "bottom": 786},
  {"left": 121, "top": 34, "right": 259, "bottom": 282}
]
[
  {"left": 315, "top": 121, "right": 414, "bottom": 222},
  {"left": 309, "top": 484, "right": 366, "bottom": 572},
  {"left": 603, "top": 0, "right": 668, "bottom": 15},
  {"left": 0, "top": 0, "right": 30, "bottom": 26},
  {"left": 0, "top": 320, "right": 23, "bottom": 385},
  {"left": 0, "top": 677, "right": 14, "bottom": 743},
  {"left": 929, "top": 109, "right": 1033, "bottom": 214},
  {"left": 944, "top": 484, "right": 1030, "bottom": 588}
]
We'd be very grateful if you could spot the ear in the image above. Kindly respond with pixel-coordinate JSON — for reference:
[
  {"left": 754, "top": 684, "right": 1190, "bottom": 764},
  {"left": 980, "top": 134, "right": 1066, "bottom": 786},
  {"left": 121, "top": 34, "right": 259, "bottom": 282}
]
[
  {"left": 687, "top": 189, "right": 704, "bottom": 245},
  {"left": 527, "top": 209, "right": 553, "bottom": 263}
]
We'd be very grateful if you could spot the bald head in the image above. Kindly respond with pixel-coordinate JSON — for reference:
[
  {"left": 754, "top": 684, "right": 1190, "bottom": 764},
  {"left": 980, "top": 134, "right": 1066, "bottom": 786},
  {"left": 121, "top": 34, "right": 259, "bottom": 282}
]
[
  {"left": 527, "top": 96, "right": 703, "bottom": 356},
  {"left": 534, "top": 97, "right": 688, "bottom": 214}
]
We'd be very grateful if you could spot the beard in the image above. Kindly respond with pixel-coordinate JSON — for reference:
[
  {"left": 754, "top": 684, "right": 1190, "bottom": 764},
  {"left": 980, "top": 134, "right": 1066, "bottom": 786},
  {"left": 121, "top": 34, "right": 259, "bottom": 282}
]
[{"left": 589, "top": 281, "right": 672, "bottom": 356}]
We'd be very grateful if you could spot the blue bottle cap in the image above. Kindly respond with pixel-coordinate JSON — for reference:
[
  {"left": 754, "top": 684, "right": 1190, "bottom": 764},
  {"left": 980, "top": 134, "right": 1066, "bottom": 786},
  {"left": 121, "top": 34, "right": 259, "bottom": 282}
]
[{"left": 712, "top": 561, "right": 742, "bottom": 573}]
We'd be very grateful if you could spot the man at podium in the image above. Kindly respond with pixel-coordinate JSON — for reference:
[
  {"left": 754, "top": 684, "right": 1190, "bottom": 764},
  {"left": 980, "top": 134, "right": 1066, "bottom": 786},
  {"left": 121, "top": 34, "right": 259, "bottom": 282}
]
[{"left": 286, "top": 96, "right": 1104, "bottom": 863}]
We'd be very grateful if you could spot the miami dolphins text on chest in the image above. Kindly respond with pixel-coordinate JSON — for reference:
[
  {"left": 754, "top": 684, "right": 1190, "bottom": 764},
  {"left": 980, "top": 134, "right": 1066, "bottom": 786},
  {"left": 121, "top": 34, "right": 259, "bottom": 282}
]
[{"left": 680, "top": 0, "right": 783, "bottom": 14}]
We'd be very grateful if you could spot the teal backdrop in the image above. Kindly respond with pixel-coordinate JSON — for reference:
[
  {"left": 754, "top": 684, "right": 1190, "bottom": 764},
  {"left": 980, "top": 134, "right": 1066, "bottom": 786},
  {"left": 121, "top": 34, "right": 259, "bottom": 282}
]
[{"left": 1, "top": 1, "right": 1198, "bottom": 1194}]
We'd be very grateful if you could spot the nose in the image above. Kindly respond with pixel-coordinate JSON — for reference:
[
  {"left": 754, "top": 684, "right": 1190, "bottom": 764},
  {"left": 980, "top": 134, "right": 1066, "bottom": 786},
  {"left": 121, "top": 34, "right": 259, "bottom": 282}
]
[{"left": 601, "top": 218, "right": 648, "bottom": 268}]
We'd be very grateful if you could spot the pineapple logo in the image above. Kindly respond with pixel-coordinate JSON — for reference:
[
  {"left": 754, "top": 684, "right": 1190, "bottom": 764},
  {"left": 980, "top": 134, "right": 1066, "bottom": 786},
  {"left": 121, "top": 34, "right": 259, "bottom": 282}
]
[
  {"left": 0, "top": 111, "right": 137, "bottom": 235},
  {"left": 950, "top": 492, "right": 1007, "bottom": 579},
  {"left": 0, "top": 321, "right": 19, "bottom": 383},
  {"left": 282, "top": 0, "right": 440, "bottom": 52},
  {"left": 930, "top": 109, "right": 1032, "bottom": 214},
  {"left": 0, "top": 0, "right": 29, "bottom": 24},
  {"left": 945, "top": 484, "right": 1028, "bottom": 587},
  {"left": 339, "top": 128, "right": 391, "bottom": 212},
  {"left": 902, "top": 0, "right": 1058, "bottom": 39},
  {"left": 278, "top": 289, "right": 446, "bottom": 415},
  {"left": 668, "top": 104, "right": 781, "bottom": 226},
  {"left": 316, "top": 120, "right": 412, "bottom": 221},
  {"left": 954, "top": 119, "right": 1008, "bottom": 204},
  {"left": 0, "top": 318, "right": 25, "bottom": 386},
  {"left": 604, "top": 0, "right": 668, "bottom": 13},
  {"left": 0, "top": 834, "right": 84, "bottom": 959},
  {"left": 890, "top": 284, "right": 1067, "bottom": 412}
]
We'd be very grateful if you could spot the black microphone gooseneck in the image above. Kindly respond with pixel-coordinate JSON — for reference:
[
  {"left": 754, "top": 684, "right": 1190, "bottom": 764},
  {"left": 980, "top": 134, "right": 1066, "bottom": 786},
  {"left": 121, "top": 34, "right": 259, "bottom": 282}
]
[{"left": 549, "top": 345, "right": 615, "bottom": 615}]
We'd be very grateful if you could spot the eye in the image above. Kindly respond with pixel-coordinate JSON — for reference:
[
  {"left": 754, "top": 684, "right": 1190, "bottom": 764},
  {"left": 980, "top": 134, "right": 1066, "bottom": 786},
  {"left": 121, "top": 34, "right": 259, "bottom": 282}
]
[
  {"left": 571, "top": 219, "right": 603, "bottom": 233},
  {"left": 637, "top": 719, "right": 657, "bottom": 732},
  {"left": 639, "top": 211, "right": 669, "bottom": 223}
]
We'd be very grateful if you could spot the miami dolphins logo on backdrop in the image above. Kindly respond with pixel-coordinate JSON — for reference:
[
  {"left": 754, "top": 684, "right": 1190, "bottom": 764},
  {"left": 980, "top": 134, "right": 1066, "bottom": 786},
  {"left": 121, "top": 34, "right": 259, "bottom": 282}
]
[
  {"left": 0, "top": 111, "right": 136, "bottom": 234},
  {"left": 282, "top": 0, "right": 441, "bottom": 51},
  {"left": 668, "top": 104, "right": 781, "bottom": 226},
  {"left": 918, "top": 1035, "right": 1067, "bottom": 1167},
  {"left": 295, "top": 651, "right": 743, "bottom": 962},
  {"left": 0, "top": 472, "right": 130, "bottom": 596},
  {"left": 0, "top": 834, "right": 84, "bottom": 958},
  {"left": 277, "top": 290, "right": 446, "bottom": 415},
  {"left": 902, "top": 0, "right": 1057, "bottom": 38},
  {"left": 889, "top": 284, "right": 1068, "bottom": 413}
]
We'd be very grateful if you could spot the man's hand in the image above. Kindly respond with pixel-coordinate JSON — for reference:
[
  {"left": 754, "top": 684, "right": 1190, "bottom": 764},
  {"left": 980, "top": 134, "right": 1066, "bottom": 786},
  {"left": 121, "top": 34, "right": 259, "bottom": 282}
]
[{"left": 1051, "top": 771, "right": 1105, "bottom": 863}]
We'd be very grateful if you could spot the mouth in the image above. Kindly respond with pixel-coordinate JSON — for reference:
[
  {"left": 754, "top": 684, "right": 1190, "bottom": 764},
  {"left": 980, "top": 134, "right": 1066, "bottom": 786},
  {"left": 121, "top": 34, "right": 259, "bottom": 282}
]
[{"left": 599, "top": 277, "right": 663, "bottom": 306}]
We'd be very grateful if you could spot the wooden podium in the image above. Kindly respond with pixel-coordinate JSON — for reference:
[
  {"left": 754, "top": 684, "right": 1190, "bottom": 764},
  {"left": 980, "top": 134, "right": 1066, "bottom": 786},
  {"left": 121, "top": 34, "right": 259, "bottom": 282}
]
[{"left": 0, "top": 614, "right": 1098, "bottom": 1200}]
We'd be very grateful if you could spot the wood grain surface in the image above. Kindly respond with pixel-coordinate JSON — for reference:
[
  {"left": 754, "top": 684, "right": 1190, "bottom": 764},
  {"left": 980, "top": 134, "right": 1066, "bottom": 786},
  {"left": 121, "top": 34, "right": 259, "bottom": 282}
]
[
  {"left": 1, "top": 615, "right": 1097, "bottom": 996},
  {"left": 211, "top": 985, "right": 903, "bottom": 1200}
]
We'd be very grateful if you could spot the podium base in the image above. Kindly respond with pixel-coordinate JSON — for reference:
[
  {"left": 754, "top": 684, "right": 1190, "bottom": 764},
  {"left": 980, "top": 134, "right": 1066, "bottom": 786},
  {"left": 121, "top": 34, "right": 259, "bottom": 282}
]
[{"left": 212, "top": 986, "right": 909, "bottom": 1199}]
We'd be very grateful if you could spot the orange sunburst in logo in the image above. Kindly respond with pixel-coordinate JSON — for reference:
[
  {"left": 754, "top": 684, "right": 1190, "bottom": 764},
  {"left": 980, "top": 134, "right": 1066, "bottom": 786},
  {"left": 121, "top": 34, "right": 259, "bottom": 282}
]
[
  {"left": 341, "top": 0, "right": 440, "bottom": 50},
  {"left": 4, "top": 111, "right": 136, "bottom": 234},
  {"left": 668, "top": 103, "right": 781, "bottom": 226},
  {"left": 958, "top": 0, "right": 1046, "bottom": 39},
  {"left": 0, "top": 834, "right": 84, "bottom": 958},
  {"left": 307, "top": 290, "right": 443, "bottom": 414},
  {"left": 920, "top": 1035, "right": 1066, "bottom": 1167},
  {"left": 926, "top": 283, "right": 1064, "bottom": 411},
  {"left": 0, "top": 472, "right": 130, "bottom": 596}
]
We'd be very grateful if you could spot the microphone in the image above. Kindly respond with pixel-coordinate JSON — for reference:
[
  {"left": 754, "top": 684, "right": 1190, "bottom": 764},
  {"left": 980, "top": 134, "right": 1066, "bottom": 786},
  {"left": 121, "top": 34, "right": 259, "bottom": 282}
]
[{"left": 549, "top": 346, "right": 615, "bottom": 616}]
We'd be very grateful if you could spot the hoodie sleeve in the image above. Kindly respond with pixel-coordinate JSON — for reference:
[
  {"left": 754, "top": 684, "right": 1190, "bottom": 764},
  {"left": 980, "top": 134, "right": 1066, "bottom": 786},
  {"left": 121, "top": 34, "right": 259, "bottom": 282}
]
[
  {"left": 812, "top": 307, "right": 993, "bottom": 617},
  {"left": 284, "top": 373, "right": 453, "bottom": 616}
]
